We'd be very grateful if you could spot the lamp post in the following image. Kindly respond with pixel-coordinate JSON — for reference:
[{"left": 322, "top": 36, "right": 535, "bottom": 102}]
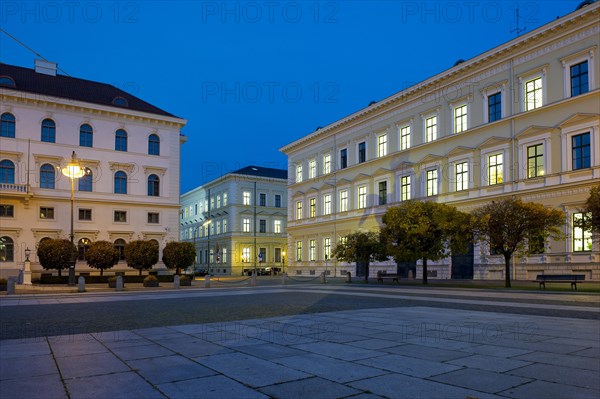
[
  {"left": 61, "top": 151, "right": 86, "bottom": 286},
  {"left": 282, "top": 250, "right": 286, "bottom": 275}
]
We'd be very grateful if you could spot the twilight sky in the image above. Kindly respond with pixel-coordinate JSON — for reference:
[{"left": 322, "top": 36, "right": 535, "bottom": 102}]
[{"left": 0, "top": 1, "right": 581, "bottom": 193}]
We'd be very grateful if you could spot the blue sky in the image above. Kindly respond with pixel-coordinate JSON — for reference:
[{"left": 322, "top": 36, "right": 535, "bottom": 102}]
[{"left": 0, "top": 1, "right": 582, "bottom": 193}]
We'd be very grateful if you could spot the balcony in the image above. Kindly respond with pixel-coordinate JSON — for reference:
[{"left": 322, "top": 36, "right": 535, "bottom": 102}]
[{"left": 0, "top": 183, "right": 30, "bottom": 199}]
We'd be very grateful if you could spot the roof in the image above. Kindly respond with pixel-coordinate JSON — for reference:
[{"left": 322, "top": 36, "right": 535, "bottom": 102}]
[
  {"left": 231, "top": 165, "right": 288, "bottom": 180},
  {"left": 0, "top": 63, "right": 178, "bottom": 118}
]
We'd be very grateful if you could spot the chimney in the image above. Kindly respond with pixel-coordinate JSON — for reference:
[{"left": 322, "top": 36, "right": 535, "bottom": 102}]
[{"left": 34, "top": 59, "right": 58, "bottom": 76}]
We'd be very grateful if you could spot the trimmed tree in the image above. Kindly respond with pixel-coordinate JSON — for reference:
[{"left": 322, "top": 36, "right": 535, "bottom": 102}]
[
  {"left": 332, "top": 231, "right": 387, "bottom": 282},
  {"left": 124, "top": 240, "right": 159, "bottom": 275},
  {"left": 85, "top": 240, "right": 120, "bottom": 276},
  {"left": 162, "top": 241, "right": 196, "bottom": 275},
  {"left": 472, "top": 198, "right": 564, "bottom": 288},
  {"left": 37, "top": 238, "right": 76, "bottom": 277},
  {"left": 381, "top": 201, "right": 473, "bottom": 285}
]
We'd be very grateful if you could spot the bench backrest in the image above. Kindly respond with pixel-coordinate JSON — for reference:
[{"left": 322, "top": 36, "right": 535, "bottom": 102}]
[{"left": 535, "top": 274, "right": 586, "bottom": 281}]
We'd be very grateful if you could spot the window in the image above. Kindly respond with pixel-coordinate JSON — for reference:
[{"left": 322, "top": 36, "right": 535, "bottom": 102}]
[
  {"left": 79, "top": 208, "right": 92, "bottom": 221},
  {"left": 114, "top": 171, "right": 127, "bottom": 194},
  {"left": 296, "top": 241, "right": 303, "bottom": 262},
  {"left": 358, "top": 142, "right": 366, "bottom": 163},
  {"left": 78, "top": 238, "right": 91, "bottom": 260},
  {"left": 148, "top": 134, "right": 160, "bottom": 155},
  {"left": 222, "top": 247, "right": 227, "bottom": 263},
  {"left": 216, "top": 221, "right": 221, "bottom": 234},
  {"left": 309, "top": 239, "right": 316, "bottom": 261},
  {"left": 309, "top": 197, "right": 316, "bottom": 218},
  {"left": 40, "top": 207, "right": 54, "bottom": 219},
  {"left": 339, "top": 190, "right": 348, "bottom": 212},
  {"left": 41, "top": 119, "right": 56, "bottom": 143},
  {"left": 454, "top": 105, "right": 467, "bottom": 133},
  {"left": 148, "top": 212, "right": 159, "bottom": 224},
  {"left": 323, "top": 154, "right": 331, "bottom": 174},
  {"left": 242, "top": 247, "right": 251, "bottom": 263},
  {"left": 243, "top": 191, "right": 251, "bottom": 205},
  {"left": 275, "top": 248, "right": 282, "bottom": 263},
  {"left": 309, "top": 159, "right": 316, "bottom": 179},
  {"left": 259, "top": 219, "right": 266, "bottom": 233},
  {"left": 296, "top": 201, "right": 303, "bottom": 220},
  {"left": 275, "top": 194, "right": 282, "bottom": 208},
  {"left": 148, "top": 174, "right": 160, "bottom": 196},
  {"left": 223, "top": 219, "right": 227, "bottom": 233},
  {"left": 527, "top": 144, "right": 544, "bottom": 178},
  {"left": 217, "top": 195, "right": 221, "bottom": 208},
  {"left": 259, "top": 193, "right": 266, "bottom": 206},
  {"left": 426, "top": 169, "right": 438, "bottom": 196},
  {"left": 0, "top": 204, "right": 14, "bottom": 217},
  {"left": 423, "top": 116, "right": 437, "bottom": 142},
  {"left": 488, "top": 154, "right": 503, "bottom": 185},
  {"left": 524, "top": 77, "right": 542, "bottom": 111},
  {"left": 378, "top": 181, "right": 387, "bottom": 205},
  {"left": 0, "top": 236, "right": 14, "bottom": 262},
  {"left": 79, "top": 124, "right": 93, "bottom": 147},
  {"left": 242, "top": 218, "right": 251, "bottom": 233},
  {"left": 456, "top": 162, "right": 468, "bottom": 191},
  {"left": 223, "top": 192, "right": 228, "bottom": 206},
  {"left": 323, "top": 194, "right": 332, "bottom": 215},
  {"left": 570, "top": 61, "right": 589, "bottom": 97},
  {"left": 401, "top": 176, "right": 411, "bottom": 201},
  {"left": 0, "top": 113, "right": 16, "bottom": 138},
  {"left": 78, "top": 172, "right": 93, "bottom": 192},
  {"left": 340, "top": 149, "right": 347, "bottom": 169},
  {"left": 210, "top": 197, "right": 215, "bottom": 210},
  {"left": 0, "top": 76, "right": 15, "bottom": 87},
  {"left": 324, "top": 238, "right": 331, "bottom": 260},
  {"left": 115, "top": 129, "right": 128, "bottom": 152},
  {"left": 488, "top": 92, "right": 502, "bottom": 122},
  {"left": 274, "top": 220, "right": 282, "bottom": 233},
  {"left": 40, "top": 164, "right": 55, "bottom": 189},
  {"left": 114, "top": 239, "right": 126, "bottom": 261},
  {"left": 378, "top": 134, "right": 387, "bottom": 157},
  {"left": 573, "top": 213, "right": 592, "bottom": 252},
  {"left": 296, "top": 165, "right": 303, "bottom": 182},
  {"left": 258, "top": 248, "right": 266, "bottom": 263},
  {"left": 572, "top": 133, "right": 591, "bottom": 170},
  {"left": 358, "top": 186, "right": 367, "bottom": 209},
  {"left": 0, "top": 160, "right": 15, "bottom": 184},
  {"left": 400, "top": 126, "right": 410, "bottom": 150},
  {"left": 114, "top": 210, "right": 127, "bottom": 223}
]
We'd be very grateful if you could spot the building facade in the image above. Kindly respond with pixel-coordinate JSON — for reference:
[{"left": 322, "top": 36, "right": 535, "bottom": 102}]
[
  {"left": 180, "top": 166, "right": 288, "bottom": 276},
  {"left": 0, "top": 61, "right": 187, "bottom": 278},
  {"left": 280, "top": 3, "right": 600, "bottom": 280}
]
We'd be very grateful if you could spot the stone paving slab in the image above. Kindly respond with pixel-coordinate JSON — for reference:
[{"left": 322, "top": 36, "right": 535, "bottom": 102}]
[
  {"left": 498, "top": 380, "right": 600, "bottom": 399},
  {"left": 0, "top": 373, "right": 68, "bottom": 399},
  {"left": 258, "top": 376, "right": 362, "bottom": 399},
  {"left": 128, "top": 354, "right": 217, "bottom": 384},
  {"left": 507, "top": 362, "right": 600, "bottom": 390},
  {"left": 55, "top": 352, "right": 130, "bottom": 379},
  {"left": 428, "top": 368, "right": 532, "bottom": 394},
  {"left": 65, "top": 371, "right": 165, "bottom": 399},
  {"left": 357, "top": 353, "right": 463, "bottom": 378},
  {"left": 446, "top": 353, "right": 532, "bottom": 372},
  {"left": 157, "top": 375, "right": 268, "bottom": 399}
]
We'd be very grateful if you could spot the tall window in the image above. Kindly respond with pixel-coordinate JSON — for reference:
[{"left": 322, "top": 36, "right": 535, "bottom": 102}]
[
  {"left": 425, "top": 116, "right": 437, "bottom": 142},
  {"left": 223, "top": 192, "right": 228, "bottom": 206},
  {"left": 296, "top": 201, "right": 303, "bottom": 220},
  {"left": 114, "top": 239, "right": 126, "bottom": 261},
  {"left": 243, "top": 191, "right": 251, "bottom": 205},
  {"left": 378, "top": 181, "right": 387, "bottom": 205},
  {"left": 148, "top": 134, "right": 160, "bottom": 155},
  {"left": 115, "top": 129, "right": 128, "bottom": 152},
  {"left": 323, "top": 194, "right": 332, "bottom": 215},
  {"left": 309, "top": 197, "right": 316, "bottom": 218},
  {"left": 296, "top": 165, "right": 303, "bottom": 182},
  {"left": 358, "top": 142, "right": 366, "bottom": 163},
  {"left": 114, "top": 171, "right": 127, "bottom": 194},
  {"left": 339, "top": 190, "right": 348, "bottom": 212},
  {"left": 274, "top": 220, "right": 282, "bottom": 233},
  {"left": 488, "top": 92, "right": 501, "bottom": 122},
  {"left": 296, "top": 241, "right": 303, "bottom": 262},
  {"left": 242, "top": 247, "right": 251, "bottom": 263},
  {"left": 242, "top": 218, "right": 251, "bottom": 233},
  {"left": 570, "top": 61, "right": 589, "bottom": 97},
  {"left": 400, "top": 126, "right": 410, "bottom": 150},
  {"left": 378, "top": 134, "right": 387, "bottom": 157},
  {"left": 79, "top": 171, "right": 93, "bottom": 192},
  {"left": 323, "top": 154, "right": 331, "bottom": 174},
  {"left": 324, "top": 238, "right": 331, "bottom": 260},
  {"left": 0, "top": 236, "right": 14, "bottom": 262},
  {"left": 456, "top": 162, "right": 468, "bottom": 191},
  {"left": 40, "top": 163, "right": 55, "bottom": 189},
  {"left": 358, "top": 186, "right": 367, "bottom": 209},
  {"left": 0, "top": 160, "right": 15, "bottom": 184},
  {"left": 527, "top": 144, "right": 544, "bottom": 178},
  {"left": 223, "top": 219, "right": 227, "bottom": 233},
  {"left": 572, "top": 133, "right": 591, "bottom": 170},
  {"left": 525, "top": 77, "right": 542, "bottom": 111},
  {"left": 148, "top": 174, "right": 160, "bottom": 196},
  {"left": 217, "top": 195, "right": 221, "bottom": 208},
  {"left": 0, "top": 113, "right": 16, "bottom": 138},
  {"left": 454, "top": 105, "right": 467, "bottom": 133},
  {"left": 340, "top": 149, "right": 347, "bottom": 169},
  {"left": 275, "top": 194, "right": 281, "bottom": 208},
  {"left": 79, "top": 124, "right": 93, "bottom": 147},
  {"left": 309, "top": 159, "right": 316, "bottom": 178},
  {"left": 41, "top": 119, "right": 56, "bottom": 143},
  {"left": 488, "top": 154, "right": 503, "bottom": 185},
  {"left": 259, "top": 219, "right": 266, "bottom": 233},
  {"left": 573, "top": 213, "right": 592, "bottom": 252},
  {"left": 259, "top": 193, "right": 266, "bottom": 206},
  {"left": 426, "top": 169, "right": 438, "bottom": 196},
  {"left": 309, "top": 239, "right": 316, "bottom": 261},
  {"left": 401, "top": 176, "right": 411, "bottom": 201}
]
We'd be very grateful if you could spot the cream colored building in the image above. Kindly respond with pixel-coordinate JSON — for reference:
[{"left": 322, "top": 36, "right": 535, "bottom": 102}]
[
  {"left": 280, "top": 3, "right": 600, "bottom": 281},
  {"left": 180, "top": 166, "right": 288, "bottom": 276},
  {"left": 0, "top": 61, "right": 187, "bottom": 278}
]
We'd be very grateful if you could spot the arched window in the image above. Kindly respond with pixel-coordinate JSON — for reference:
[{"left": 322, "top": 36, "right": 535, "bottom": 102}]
[
  {"left": 114, "top": 239, "right": 126, "bottom": 261},
  {"left": 1, "top": 113, "right": 16, "bottom": 138},
  {"left": 40, "top": 163, "right": 55, "bottom": 189},
  {"left": 0, "top": 76, "right": 16, "bottom": 87},
  {"left": 78, "top": 171, "right": 93, "bottom": 192},
  {"left": 114, "top": 171, "right": 127, "bottom": 194},
  {"left": 0, "top": 160, "right": 15, "bottom": 184},
  {"left": 77, "top": 238, "right": 91, "bottom": 261},
  {"left": 148, "top": 134, "right": 160, "bottom": 155},
  {"left": 79, "top": 124, "right": 93, "bottom": 147},
  {"left": 41, "top": 119, "right": 56, "bottom": 143},
  {"left": 148, "top": 174, "right": 160, "bottom": 196},
  {"left": 0, "top": 236, "right": 14, "bottom": 262},
  {"left": 115, "top": 129, "right": 128, "bottom": 152}
]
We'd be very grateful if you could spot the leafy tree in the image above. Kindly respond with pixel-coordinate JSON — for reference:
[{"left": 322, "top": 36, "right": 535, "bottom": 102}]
[
  {"left": 332, "top": 231, "right": 387, "bottom": 282},
  {"left": 85, "top": 241, "right": 120, "bottom": 276},
  {"left": 37, "top": 238, "right": 76, "bottom": 277},
  {"left": 124, "top": 240, "right": 159, "bottom": 275},
  {"left": 162, "top": 241, "right": 196, "bottom": 275},
  {"left": 472, "top": 198, "right": 564, "bottom": 288},
  {"left": 381, "top": 201, "right": 472, "bottom": 284}
]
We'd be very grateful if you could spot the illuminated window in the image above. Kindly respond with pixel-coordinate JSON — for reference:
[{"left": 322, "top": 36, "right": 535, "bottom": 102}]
[
  {"left": 296, "top": 165, "right": 303, "bottom": 182},
  {"left": 0, "top": 236, "right": 14, "bottom": 262},
  {"left": 425, "top": 116, "right": 437, "bottom": 142},
  {"left": 309, "top": 240, "right": 316, "bottom": 261},
  {"left": 426, "top": 169, "right": 438, "bottom": 196},
  {"left": 296, "top": 241, "right": 303, "bottom": 262},
  {"left": 242, "top": 247, "right": 251, "bottom": 262},
  {"left": 323, "top": 194, "right": 331, "bottom": 215},
  {"left": 455, "top": 162, "right": 468, "bottom": 191},
  {"left": 358, "top": 186, "right": 367, "bottom": 208},
  {"left": 323, "top": 154, "right": 331, "bottom": 174},
  {"left": 401, "top": 176, "right": 411, "bottom": 201},
  {"left": 324, "top": 238, "right": 331, "bottom": 260},
  {"left": 40, "top": 207, "right": 54, "bottom": 219},
  {"left": 309, "top": 159, "right": 316, "bottom": 179},
  {"left": 378, "top": 134, "right": 387, "bottom": 157},
  {"left": 454, "top": 105, "right": 467, "bottom": 133},
  {"left": 339, "top": 190, "right": 348, "bottom": 212},
  {"left": 310, "top": 197, "right": 316, "bottom": 218},
  {"left": 274, "top": 220, "right": 282, "bottom": 233},
  {"left": 223, "top": 219, "right": 227, "bottom": 233},
  {"left": 242, "top": 218, "right": 251, "bottom": 233},
  {"left": 527, "top": 144, "right": 544, "bottom": 178},
  {"left": 573, "top": 213, "right": 592, "bottom": 252},
  {"left": 400, "top": 126, "right": 410, "bottom": 150},
  {"left": 223, "top": 193, "right": 228, "bottom": 206},
  {"left": 243, "top": 191, "right": 251, "bottom": 205},
  {"left": 488, "top": 154, "right": 503, "bottom": 185},
  {"left": 217, "top": 195, "right": 221, "bottom": 208},
  {"left": 296, "top": 201, "right": 303, "bottom": 220},
  {"left": 525, "top": 77, "right": 542, "bottom": 111}
]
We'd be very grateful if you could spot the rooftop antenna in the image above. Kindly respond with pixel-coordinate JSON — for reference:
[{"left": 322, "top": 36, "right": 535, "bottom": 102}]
[{"left": 510, "top": 7, "right": 526, "bottom": 37}]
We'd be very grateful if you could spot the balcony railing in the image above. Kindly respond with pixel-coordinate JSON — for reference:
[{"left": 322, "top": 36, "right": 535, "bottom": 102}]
[{"left": 0, "top": 183, "right": 28, "bottom": 193}]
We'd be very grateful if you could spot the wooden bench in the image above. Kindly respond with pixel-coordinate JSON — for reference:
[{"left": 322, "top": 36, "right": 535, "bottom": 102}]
[
  {"left": 377, "top": 271, "right": 401, "bottom": 284},
  {"left": 533, "top": 274, "right": 586, "bottom": 290}
]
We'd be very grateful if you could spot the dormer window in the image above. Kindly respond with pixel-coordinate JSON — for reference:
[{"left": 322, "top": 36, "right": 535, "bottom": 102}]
[
  {"left": 112, "top": 96, "right": 129, "bottom": 107},
  {"left": 0, "top": 76, "right": 16, "bottom": 87}
]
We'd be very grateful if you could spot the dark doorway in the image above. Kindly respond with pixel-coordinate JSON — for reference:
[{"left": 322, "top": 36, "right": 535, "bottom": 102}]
[
  {"left": 396, "top": 260, "right": 417, "bottom": 278},
  {"left": 451, "top": 243, "right": 474, "bottom": 279}
]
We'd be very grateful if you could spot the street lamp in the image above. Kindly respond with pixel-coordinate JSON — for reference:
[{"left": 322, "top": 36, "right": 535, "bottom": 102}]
[
  {"left": 282, "top": 250, "right": 286, "bottom": 274},
  {"left": 24, "top": 247, "right": 31, "bottom": 262},
  {"left": 61, "top": 151, "right": 86, "bottom": 286}
]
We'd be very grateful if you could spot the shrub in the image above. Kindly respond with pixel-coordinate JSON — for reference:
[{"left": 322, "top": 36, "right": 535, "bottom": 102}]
[{"left": 143, "top": 275, "right": 159, "bottom": 287}]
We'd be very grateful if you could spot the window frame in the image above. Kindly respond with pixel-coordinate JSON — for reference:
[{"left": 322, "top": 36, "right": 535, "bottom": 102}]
[
  {"left": 115, "top": 129, "right": 128, "bottom": 152},
  {"left": 400, "top": 175, "right": 411, "bottom": 201},
  {"left": 79, "top": 124, "right": 93, "bottom": 147},
  {"left": 572, "top": 132, "right": 591, "bottom": 171},
  {"left": 357, "top": 185, "right": 367, "bottom": 209},
  {"left": 399, "top": 125, "right": 411, "bottom": 151},
  {"left": 148, "top": 133, "right": 160, "bottom": 156},
  {"left": 323, "top": 154, "right": 331, "bottom": 174},
  {"left": 453, "top": 104, "right": 468, "bottom": 133},
  {"left": 296, "top": 164, "right": 303, "bottom": 183},
  {"left": 425, "top": 169, "right": 438, "bottom": 197},
  {"left": 114, "top": 171, "right": 128, "bottom": 194},
  {"left": 377, "top": 133, "right": 387, "bottom": 158},
  {"left": 309, "top": 197, "right": 316, "bottom": 218},
  {"left": 0, "top": 113, "right": 16, "bottom": 138},
  {"left": 295, "top": 201, "right": 303, "bottom": 220},
  {"left": 41, "top": 118, "right": 56, "bottom": 143},
  {"left": 425, "top": 114, "right": 438, "bottom": 143},
  {"left": 572, "top": 212, "right": 592, "bottom": 252},
  {"left": 78, "top": 208, "right": 92, "bottom": 221},
  {"left": 114, "top": 210, "right": 127, "bottom": 223},
  {"left": 487, "top": 153, "right": 504, "bottom": 185},
  {"left": 455, "top": 161, "right": 469, "bottom": 191},
  {"left": 323, "top": 193, "right": 332, "bottom": 215},
  {"left": 358, "top": 141, "right": 366, "bottom": 164},
  {"left": 339, "top": 190, "right": 348, "bottom": 212},
  {"left": 40, "top": 163, "right": 55, "bottom": 189},
  {"left": 0, "top": 204, "right": 14, "bottom": 218},
  {"left": 378, "top": 181, "right": 387, "bottom": 205},
  {"left": 309, "top": 159, "right": 316, "bottom": 179},
  {"left": 242, "top": 217, "right": 251, "bottom": 233},
  {"left": 40, "top": 206, "right": 55, "bottom": 220},
  {"left": 340, "top": 148, "right": 348, "bottom": 169},
  {"left": 561, "top": 48, "right": 595, "bottom": 98}
]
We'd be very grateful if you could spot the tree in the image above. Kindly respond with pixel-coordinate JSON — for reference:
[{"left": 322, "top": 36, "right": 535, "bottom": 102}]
[
  {"left": 124, "top": 240, "right": 159, "bottom": 275},
  {"left": 381, "top": 201, "right": 472, "bottom": 284},
  {"left": 37, "top": 238, "right": 75, "bottom": 277},
  {"left": 85, "top": 241, "right": 120, "bottom": 276},
  {"left": 580, "top": 185, "right": 600, "bottom": 233},
  {"left": 162, "top": 241, "right": 196, "bottom": 275},
  {"left": 332, "top": 231, "right": 386, "bottom": 282},
  {"left": 472, "top": 198, "right": 564, "bottom": 288}
]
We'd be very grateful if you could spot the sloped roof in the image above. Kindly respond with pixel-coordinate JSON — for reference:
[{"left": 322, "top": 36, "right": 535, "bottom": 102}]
[{"left": 232, "top": 165, "right": 288, "bottom": 180}]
